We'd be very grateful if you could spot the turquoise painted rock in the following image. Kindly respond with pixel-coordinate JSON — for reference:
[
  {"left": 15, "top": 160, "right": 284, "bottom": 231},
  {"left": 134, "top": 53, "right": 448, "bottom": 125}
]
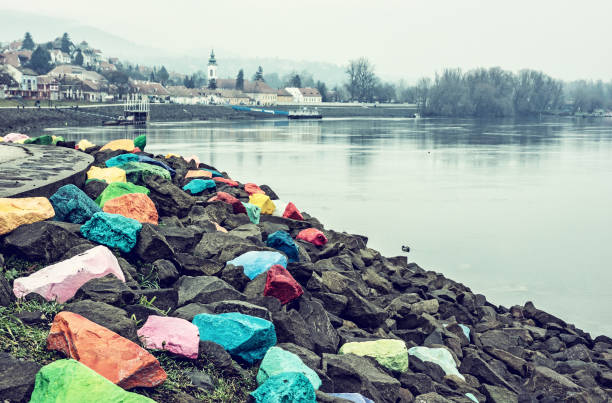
[
  {"left": 242, "top": 202, "right": 261, "bottom": 225},
  {"left": 50, "top": 184, "right": 101, "bottom": 224},
  {"left": 257, "top": 346, "right": 321, "bottom": 389},
  {"left": 29, "top": 359, "right": 154, "bottom": 403},
  {"left": 183, "top": 179, "right": 216, "bottom": 195},
  {"left": 250, "top": 372, "right": 316, "bottom": 403},
  {"left": 201, "top": 168, "right": 223, "bottom": 177},
  {"left": 81, "top": 212, "right": 142, "bottom": 253},
  {"left": 119, "top": 162, "right": 171, "bottom": 185},
  {"left": 330, "top": 393, "right": 374, "bottom": 403},
  {"left": 339, "top": 339, "right": 409, "bottom": 373},
  {"left": 105, "top": 153, "right": 139, "bottom": 168},
  {"left": 459, "top": 324, "right": 471, "bottom": 341},
  {"left": 94, "top": 182, "right": 149, "bottom": 207},
  {"left": 134, "top": 135, "right": 146, "bottom": 150},
  {"left": 266, "top": 230, "right": 299, "bottom": 262},
  {"left": 192, "top": 312, "right": 276, "bottom": 364},
  {"left": 226, "top": 251, "right": 288, "bottom": 280},
  {"left": 408, "top": 346, "right": 465, "bottom": 380}
]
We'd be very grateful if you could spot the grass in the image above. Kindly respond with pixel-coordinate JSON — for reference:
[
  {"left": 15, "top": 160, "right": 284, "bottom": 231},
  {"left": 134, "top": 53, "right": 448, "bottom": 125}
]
[
  {"left": 135, "top": 263, "right": 161, "bottom": 289},
  {"left": 2, "top": 255, "right": 43, "bottom": 280}
]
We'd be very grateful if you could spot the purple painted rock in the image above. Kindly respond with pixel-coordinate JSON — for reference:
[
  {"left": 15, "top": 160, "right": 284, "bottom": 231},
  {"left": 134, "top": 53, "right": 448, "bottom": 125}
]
[
  {"left": 137, "top": 315, "right": 200, "bottom": 359},
  {"left": 13, "top": 245, "right": 125, "bottom": 303}
]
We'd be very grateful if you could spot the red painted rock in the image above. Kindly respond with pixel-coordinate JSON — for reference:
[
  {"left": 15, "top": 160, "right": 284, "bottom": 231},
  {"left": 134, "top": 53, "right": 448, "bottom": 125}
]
[
  {"left": 283, "top": 202, "right": 304, "bottom": 221},
  {"left": 213, "top": 177, "right": 239, "bottom": 187},
  {"left": 296, "top": 228, "right": 328, "bottom": 246},
  {"left": 208, "top": 191, "right": 247, "bottom": 214},
  {"left": 244, "top": 183, "right": 265, "bottom": 195},
  {"left": 137, "top": 316, "right": 200, "bottom": 359},
  {"left": 47, "top": 311, "right": 167, "bottom": 389},
  {"left": 263, "top": 265, "right": 304, "bottom": 305},
  {"left": 102, "top": 193, "right": 159, "bottom": 225}
]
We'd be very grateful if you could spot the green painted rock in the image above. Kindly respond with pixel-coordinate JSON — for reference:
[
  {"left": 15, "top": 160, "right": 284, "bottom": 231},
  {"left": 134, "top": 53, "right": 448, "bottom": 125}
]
[
  {"left": 29, "top": 359, "right": 154, "bottom": 403},
  {"left": 251, "top": 372, "right": 316, "bottom": 403},
  {"left": 52, "top": 136, "right": 65, "bottom": 145},
  {"left": 242, "top": 202, "right": 261, "bottom": 225},
  {"left": 119, "top": 162, "right": 171, "bottom": 185},
  {"left": 257, "top": 346, "right": 321, "bottom": 390},
  {"left": 50, "top": 184, "right": 101, "bottom": 224},
  {"left": 339, "top": 339, "right": 409, "bottom": 373},
  {"left": 134, "top": 135, "right": 146, "bottom": 150},
  {"left": 192, "top": 312, "right": 276, "bottom": 364},
  {"left": 81, "top": 212, "right": 142, "bottom": 253},
  {"left": 24, "top": 135, "right": 53, "bottom": 145},
  {"left": 94, "top": 182, "right": 150, "bottom": 207}
]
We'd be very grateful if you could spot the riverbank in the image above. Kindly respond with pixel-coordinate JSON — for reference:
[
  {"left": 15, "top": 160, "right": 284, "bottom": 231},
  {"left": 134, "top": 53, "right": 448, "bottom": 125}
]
[
  {"left": 0, "top": 103, "right": 418, "bottom": 135},
  {"left": 0, "top": 136, "right": 610, "bottom": 402}
]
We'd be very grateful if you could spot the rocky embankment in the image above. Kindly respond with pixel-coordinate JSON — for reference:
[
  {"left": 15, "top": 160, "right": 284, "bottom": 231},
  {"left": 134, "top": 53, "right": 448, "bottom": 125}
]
[{"left": 0, "top": 135, "right": 610, "bottom": 403}]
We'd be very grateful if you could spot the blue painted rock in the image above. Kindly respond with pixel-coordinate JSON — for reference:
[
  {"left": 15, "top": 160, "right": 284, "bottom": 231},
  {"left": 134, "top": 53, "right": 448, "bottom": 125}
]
[
  {"left": 81, "top": 212, "right": 142, "bottom": 253},
  {"left": 182, "top": 179, "right": 216, "bottom": 195},
  {"left": 49, "top": 184, "right": 101, "bottom": 224},
  {"left": 256, "top": 346, "right": 321, "bottom": 389},
  {"left": 250, "top": 372, "right": 316, "bottom": 403},
  {"left": 329, "top": 393, "right": 374, "bottom": 403},
  {"left": 105, "top": 153, "right": 139, "bottom": 168},
  {"left": 226, "top": 251, "right": 287, "bottom": 280},
  {"left": 192, "top": 312, "right": 276, "bottom": 364},
  {"left": 266, "top": 230, "right": 299, "bottom": 262},
  {"left": 137, "top": 155, "right": 175, "bottom": 177}
]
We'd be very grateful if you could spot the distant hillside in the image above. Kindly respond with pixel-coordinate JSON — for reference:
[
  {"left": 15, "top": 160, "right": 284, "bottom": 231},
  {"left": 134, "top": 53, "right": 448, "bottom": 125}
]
[{"left": 0, "top": 10, "right": 347, "bottom": 86}]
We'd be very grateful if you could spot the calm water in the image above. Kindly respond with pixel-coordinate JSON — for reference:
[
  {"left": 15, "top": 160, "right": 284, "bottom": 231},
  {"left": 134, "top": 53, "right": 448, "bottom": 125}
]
[{"left": 49, "top": 117, "right": 612, "bottom": 337}]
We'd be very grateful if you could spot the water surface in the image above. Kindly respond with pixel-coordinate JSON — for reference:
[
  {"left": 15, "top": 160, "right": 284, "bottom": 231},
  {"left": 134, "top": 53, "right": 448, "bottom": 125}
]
[{"left": 50, "top": 117, "right": 612, "bottom": 336}]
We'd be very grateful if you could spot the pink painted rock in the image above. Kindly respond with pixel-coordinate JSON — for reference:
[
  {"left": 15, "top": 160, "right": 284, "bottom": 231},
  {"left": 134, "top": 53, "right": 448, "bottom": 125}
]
[
  {"left": 137, "top": 316, "right": 200, "bottom": 359},
  {"left": 184, "top": 155, "right": 200, "bottom": 167},
  {"left": 3, "top": 133, "right": 30, "bottom": 143},
  {"left": 13, "top": 245, "right": 125, "bottom": 303},
  {"left": 296, "top": 228, "right": 328, "bottom": 246},
  {"left": 263, "top": 265, "right": 304, "bottom": 305}
]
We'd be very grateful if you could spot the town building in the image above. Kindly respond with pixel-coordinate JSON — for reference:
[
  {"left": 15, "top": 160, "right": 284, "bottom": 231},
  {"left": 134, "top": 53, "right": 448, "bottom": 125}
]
[
  {"left": 299, "top": 87, "right": 322, "bottom": 103},
  {"left": 37, "top": 75, "right": 60, "bottom": 100},
  {"left": 277, "top": 88, "right": 293, "bottom": 103},
  {"left": 49, "top": 49, "right": 71, "bottom": 65},
  {"left": 47, "top": 65, "right": 106, "bottom": 84}
]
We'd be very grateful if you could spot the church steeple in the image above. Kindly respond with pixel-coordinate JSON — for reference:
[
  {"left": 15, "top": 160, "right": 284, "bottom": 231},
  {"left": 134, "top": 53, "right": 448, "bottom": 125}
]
[
  {"left": 207, "top": 49, "right": 217, "bottom": 89},
  {"left": 208, "top": 49, "right": 217, "bottom": 66}
]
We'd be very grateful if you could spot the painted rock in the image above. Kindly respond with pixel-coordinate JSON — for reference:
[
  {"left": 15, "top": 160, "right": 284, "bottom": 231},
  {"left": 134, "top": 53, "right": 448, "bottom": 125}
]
[
  {"left": 329, "top": 393, "right": 374, "bottom": 403},
  {"left": 76, "top": 139, "right": 95, "bottom": 151},
  {"left": 24, "top": 135, "right": 53, "bottom": 145},
  {"left": 80, "top": 212, "right": 142, "bottom": 253},
  {"left": 87, "top": 166, "right": 127, "bottom": 183},
  {"left": 408, "top": 346, "right": 465, "bottom": 381},
  {"left": 214, "top": 222, "right": 228, "bottom": 232},
  {"left": 134, "top": 134, "right": 147, "bottom": 150},
  {"left": 29, "top": 359, "right": 154, "bottom": 403},
  {"left": 185, "top": 169, "right": 212, "bottom": 179},
  {"left": 47, "top": 312, "right": 167, "bottom": 389},
  {"left": 226, "top": 250, "right": 288, "bottom": 280},
  {"left": 339, "top": 339, "right": 409, "bottom": 373},
  {"left": 50, "top": 184, "right": 101, "bottom": 224},
  {"left": 244, "top": 183, "right": 265, "bottom": 195},
  {"left": 256, "top": 346, "right": 321, "bottom": 389},
  {"left": 137, "top": 155, "right": 175, "bottom": 176},
  {"left": 242, "top": 202, "right": 261, "bottom": 225},
  {"left": 250, "top": 372, "right": 316, "bottom": 403},
  {"left": 192, "top": 312, "right": 276, "bottom": 364},
  {"left": 213, "top": 177, "right": 239, "bottom": 187},
  {"left": 0, "top": 197, "right": 54, "bottom": 235},
  {"left": 100, "top": 139, "right": 135, "bottom": 152},
  {"left": 201, "top": 168, "right": 222, "bottom": 178},
  {"left": 105, "top": 153, "right": 139, "bottom": 168},
  {"left": 208, "top": 191, "right": 246, "bottom": 214},
  {"left": 263, "top": 265, "right": 303, "bottom": 305},
  {"left": 94, "top": 182, "right": 150, "bottom": 207},
  {"left": 2, "top": 132, "right": 29, "bottom": 142},
  {"left": 283, "top": 202, "right": 304, "bottom": 220},
  {"left": 296, "top": 228, "right": 328, "bottom": 246},
  {"left": 103, "top": 193, "right": 159, "bottom": 225},
  {"left": 137, "top": 315, "right": 200, "bottom": 359},
  {"left": 248, "top": 193, "right": 276, "bottom": 215},
  {"left": 119, "top": 162, "right": 171, "bottom": 185},
  {"left": 184, "top": 155, "right": 200, "bottom": 167},
  {"left": 183, "top": 179, "right": 216, "bottom": 195},
  {"left": 266, "top": 230, "right": 299, "bottom": 262},
  {"left": 13, "top": 245, "right": 124, "bottom": 303}
]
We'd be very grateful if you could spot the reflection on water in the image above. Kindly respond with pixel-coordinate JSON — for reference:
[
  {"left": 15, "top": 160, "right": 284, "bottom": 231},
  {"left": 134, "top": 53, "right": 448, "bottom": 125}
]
[{"left": 49, "top": 117, "right": 612, "bottom": 336}]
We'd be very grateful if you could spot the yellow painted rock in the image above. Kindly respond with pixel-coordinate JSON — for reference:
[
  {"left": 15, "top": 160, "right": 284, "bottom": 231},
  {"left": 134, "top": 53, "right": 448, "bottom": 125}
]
[
  {"left": 87, "top": 166, "right": 127, "bottom": 183},
  {"left": 100, "top": 139, "right": 134, "bottom": 152},
  {"left": 76, "top": 139, "right": 96, "bottom": 151},
  {"left": 165, "top": 153, "right": 180, "bottom": 159},
  {"left": 249, "top": 194, "right": 276, "bottom": 215},
  {"left": 339, "top": 339, "right": 409, "bottom": 373},
  {"left": 0, "top": 197, "right": 55, "bottom": 235}
]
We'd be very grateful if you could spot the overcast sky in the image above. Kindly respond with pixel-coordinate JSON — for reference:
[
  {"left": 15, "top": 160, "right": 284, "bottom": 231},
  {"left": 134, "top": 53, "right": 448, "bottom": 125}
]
[{"left": 3, "top": 0, "right": 612, "bottom": 81}]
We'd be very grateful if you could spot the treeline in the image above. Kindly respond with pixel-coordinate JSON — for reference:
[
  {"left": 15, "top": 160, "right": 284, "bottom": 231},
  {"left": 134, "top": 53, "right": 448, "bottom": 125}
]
[{"left": 566, "top": 80, "right": 612, "bottom": 113}]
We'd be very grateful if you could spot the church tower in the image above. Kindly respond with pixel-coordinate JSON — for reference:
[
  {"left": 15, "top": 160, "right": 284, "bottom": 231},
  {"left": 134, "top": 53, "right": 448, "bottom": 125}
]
[{"left": 207, "top": 49, "right": 217, "bottom": 89}]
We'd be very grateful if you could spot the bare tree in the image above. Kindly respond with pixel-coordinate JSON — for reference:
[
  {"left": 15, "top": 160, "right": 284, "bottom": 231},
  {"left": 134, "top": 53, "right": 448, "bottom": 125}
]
[{"left": 345, "top": 57, "right": 377, "bottom": 102}]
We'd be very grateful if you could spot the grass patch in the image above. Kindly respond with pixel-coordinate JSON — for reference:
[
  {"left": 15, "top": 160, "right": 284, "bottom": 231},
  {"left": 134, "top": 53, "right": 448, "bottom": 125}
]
[
  {"left": 2, "top": 256, "right": 44, "bottom": 280},
  {"left": 135, "top": 264, "right": 160, "bottom": 289}
]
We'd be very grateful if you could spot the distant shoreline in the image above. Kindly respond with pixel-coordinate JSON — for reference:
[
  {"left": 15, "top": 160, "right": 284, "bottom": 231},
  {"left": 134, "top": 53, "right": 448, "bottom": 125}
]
[{"left": 0, "top": 103, "right": 418, "bottom": 135}]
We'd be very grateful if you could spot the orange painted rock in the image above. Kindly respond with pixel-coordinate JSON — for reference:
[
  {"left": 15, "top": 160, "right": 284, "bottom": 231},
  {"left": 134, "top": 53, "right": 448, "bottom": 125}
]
[
  {"left": 102, "top": 193, "right": 159, "bottom": 224},
  {"left": 47, "top": 311, "right": 167, "bottom": 389},
  {"left": 214, "top": 177, "right": 239, "bottom": 187},
  {"left": 245, "top": 183, "right": 265, "bottom": 195},
  {"left": 185, "top": 170, "right": 212, "bottom": 179},
  {"left": 100, "top": 139, "right": 135, "bottom": 152}
]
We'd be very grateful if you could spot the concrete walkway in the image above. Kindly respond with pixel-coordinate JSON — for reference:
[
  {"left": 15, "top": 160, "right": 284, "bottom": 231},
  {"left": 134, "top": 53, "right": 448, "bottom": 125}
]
[{"left": 0, "top": 143, "right": 93, "bottom": 198}]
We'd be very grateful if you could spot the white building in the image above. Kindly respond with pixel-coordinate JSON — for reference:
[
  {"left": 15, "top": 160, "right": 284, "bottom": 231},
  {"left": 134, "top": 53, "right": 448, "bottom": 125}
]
[
  {"left": 207, "top": 49, "right": 217, "bottom": 89},
  {"left": 49, "top": 49, "right": 71, "bottom": 65}
]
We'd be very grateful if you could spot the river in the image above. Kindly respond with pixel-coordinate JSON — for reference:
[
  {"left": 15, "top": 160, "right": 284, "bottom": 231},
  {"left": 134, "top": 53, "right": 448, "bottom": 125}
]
[{"left": 48, "top": 116, "right": 612, "bottom": 337}]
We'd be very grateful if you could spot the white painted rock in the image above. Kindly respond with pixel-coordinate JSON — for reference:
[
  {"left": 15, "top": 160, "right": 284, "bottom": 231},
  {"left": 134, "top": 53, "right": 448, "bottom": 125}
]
[
  {"left": 137, "top": 315, "right": 200, "bottom": 359},
  {"left": 408, "top": 346, "right": 465, "bottom": 381},
  {"left": 13, "top": 245, "right": 125, "bottom": 303}
]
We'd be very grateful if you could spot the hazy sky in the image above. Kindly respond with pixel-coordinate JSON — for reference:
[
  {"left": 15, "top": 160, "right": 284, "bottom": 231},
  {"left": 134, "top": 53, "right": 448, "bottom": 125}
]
[{"left": 3, "top": 0, "right": 612, "bottom": 81}]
